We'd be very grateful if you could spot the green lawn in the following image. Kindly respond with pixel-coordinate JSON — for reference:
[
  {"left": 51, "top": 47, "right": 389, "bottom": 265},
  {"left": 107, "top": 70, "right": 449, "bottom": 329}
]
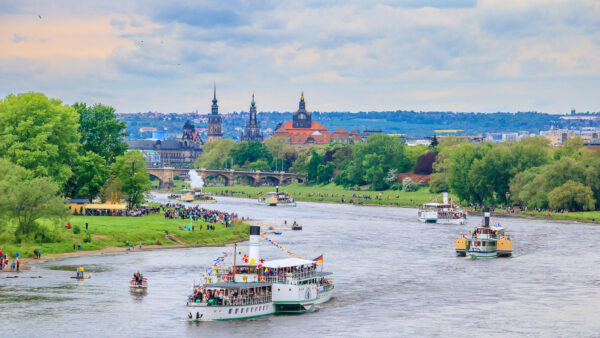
[
  {"left": 519, "top": 210, "right": 600, "bottom": 224},
  {"left": 203, "top": 183, "right": 442, "bottom": 207},
  {"left": 0, "top": 213, "right": 249, "bottom": 259}
]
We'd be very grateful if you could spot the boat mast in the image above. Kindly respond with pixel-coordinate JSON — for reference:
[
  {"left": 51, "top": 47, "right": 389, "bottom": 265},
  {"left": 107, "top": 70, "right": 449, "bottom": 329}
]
[{"left": 233, "top": 243, "right": 237, "bottom": 282}]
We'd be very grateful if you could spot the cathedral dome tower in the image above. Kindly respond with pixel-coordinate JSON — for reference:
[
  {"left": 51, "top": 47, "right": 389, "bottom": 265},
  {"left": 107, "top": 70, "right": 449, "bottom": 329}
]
[{"left": 292, "top": 91, "right": 312, "bottom": 128}]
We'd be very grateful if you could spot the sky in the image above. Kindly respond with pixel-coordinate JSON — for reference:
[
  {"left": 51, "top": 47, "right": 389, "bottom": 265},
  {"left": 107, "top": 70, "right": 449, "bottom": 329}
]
[{"left": 1, "top": 0, "right": 599, "bottom": 114}]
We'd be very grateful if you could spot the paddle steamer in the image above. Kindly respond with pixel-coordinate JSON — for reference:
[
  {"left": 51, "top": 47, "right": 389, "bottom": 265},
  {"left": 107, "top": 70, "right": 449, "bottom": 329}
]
[
  {"left": 418, "top": 192, "right": 467, "bottom": 224},
  {"left": 186, "top": 226, "right": 333, "bottom": 321},
  {"left": 258, "top": 186, "right": 296, "bottom": 207},
  {"left": 455, "top": 211, "right": 512, "bottom": 258}
]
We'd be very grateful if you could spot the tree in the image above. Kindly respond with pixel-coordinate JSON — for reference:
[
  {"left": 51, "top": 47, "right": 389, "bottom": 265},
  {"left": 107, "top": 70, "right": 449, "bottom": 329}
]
[
  {"left": 429, "top": 173, "right": 449, "bottom": 193},
  {"left": 195, "top": 139, "right": 235, "bottom": 169},
  {"left": 402, "top": 177, "right": 416, "bottom": 192},
  {"left": 72, "top": 151, "right": 109, "bottom": 202},
  {"left": 0, "top": 159, "right": 69, "bottom": 239},
  {"left": 317, "top": 162, "right": 335, "bottom": 184},
  {"left": 0, "top": 93, "right": 80, "bottom": 188},
  {"left": 100, "top": 175, "right": 125, "bottom": 203},
  {"left": 73, "top": 102, "right": 128, "bottom": 164},
  {"left": 413, "top": 152, "right": 437, "bottom": 175},
  {"left": 307, "top": 151, "right": 323, "bottom": 183},
  {"left": 384, "top": 169, "right": 398, "bottom": 187},
  {"left": 548, "top": 180, "right": 595, "bottom": 211},
  {"left": 430, "top": 135, "right": 439, "bottom": 150},
  {"left": 229, "top": 141, "right": 273, "bottom": 169},
  {"left": 112, "top": 151, "right": 151, "bottom": 209}
]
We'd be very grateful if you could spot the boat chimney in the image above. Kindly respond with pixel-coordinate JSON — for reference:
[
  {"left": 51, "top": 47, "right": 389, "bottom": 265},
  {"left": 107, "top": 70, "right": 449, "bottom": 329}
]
[
  {"left": 443, "top": 192, "right": 448, "bottom": 204},
  {"left": 483, "top": 207, "right": 490, "bottom": 227},
  {"left": 249, "top": 225, "right": 260, "bottom": 264}
]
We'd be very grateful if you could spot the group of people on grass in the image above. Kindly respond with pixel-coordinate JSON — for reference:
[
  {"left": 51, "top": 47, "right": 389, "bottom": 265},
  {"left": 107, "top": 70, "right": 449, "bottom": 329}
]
[
  {"left": 0, "top": 249, "right": 21, "bottom": 272},
  {"left": 163, "top": 204, "right": 237, "bottom": 228}
]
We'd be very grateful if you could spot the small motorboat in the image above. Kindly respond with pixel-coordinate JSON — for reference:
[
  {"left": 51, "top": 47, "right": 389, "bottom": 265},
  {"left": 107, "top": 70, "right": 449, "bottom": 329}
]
[{"left": 130, "top": 276, "right": 148, "bottom": 293}]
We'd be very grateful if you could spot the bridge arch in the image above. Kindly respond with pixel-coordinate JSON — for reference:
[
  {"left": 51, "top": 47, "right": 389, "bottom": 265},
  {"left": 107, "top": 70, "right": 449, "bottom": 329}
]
[
  {"left": 148, "top": 173, "right": 164, "bottom": 189},
  {"left": 232, "top": 174, "right": 256, "bottom": 186},
  {"left": 258, "top": 176, "right": 281, "bottom": 186},
  {"left": 204, "top": 173, "right": 230, "bottom": 186}
]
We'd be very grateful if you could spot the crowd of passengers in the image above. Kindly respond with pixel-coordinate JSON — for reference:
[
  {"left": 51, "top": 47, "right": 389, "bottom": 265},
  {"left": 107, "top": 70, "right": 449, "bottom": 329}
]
[
  {"left": 163, "top": 204, "right": 237, "bottom": 227},
  {"left": 190, "top": 288, "right": 269, "bottom": 306}
]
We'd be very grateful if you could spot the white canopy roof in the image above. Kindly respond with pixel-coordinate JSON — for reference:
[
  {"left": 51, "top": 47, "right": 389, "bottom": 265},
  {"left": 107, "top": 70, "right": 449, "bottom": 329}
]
[{"left": 261, "top": 258, "right": 315, "bottom": 268}]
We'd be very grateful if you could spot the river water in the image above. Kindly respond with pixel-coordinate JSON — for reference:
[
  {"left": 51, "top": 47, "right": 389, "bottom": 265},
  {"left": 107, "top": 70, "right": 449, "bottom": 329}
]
[{"left": 1, "top": 194, "right": 599, "bottom": 337}]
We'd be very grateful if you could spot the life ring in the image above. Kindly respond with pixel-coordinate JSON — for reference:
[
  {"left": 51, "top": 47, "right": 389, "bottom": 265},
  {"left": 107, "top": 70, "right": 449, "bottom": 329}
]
[
  {"left": 222, "top": 275, "right": 229, "bottom": 282},
  {"left": 259, "top": 276, "right": 266, "bottom": 282}
]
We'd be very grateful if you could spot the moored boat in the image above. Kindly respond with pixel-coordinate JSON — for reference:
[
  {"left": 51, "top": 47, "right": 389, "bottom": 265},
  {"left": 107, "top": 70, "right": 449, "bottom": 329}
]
[
  {"left": 418, "top": 192, "right": 467, "bottom": 225},
  {"left": 456, "top": 211, "right": 512, "bottom": 258}
]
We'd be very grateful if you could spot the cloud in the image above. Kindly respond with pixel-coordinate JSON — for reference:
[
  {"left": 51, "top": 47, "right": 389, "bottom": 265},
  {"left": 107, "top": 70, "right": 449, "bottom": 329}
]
[
  {"left": 13, "top": 33, "right": 28, "bottom": 43},
  {"left": 0, "top": 0, "right": 598, "bottom": 114}
]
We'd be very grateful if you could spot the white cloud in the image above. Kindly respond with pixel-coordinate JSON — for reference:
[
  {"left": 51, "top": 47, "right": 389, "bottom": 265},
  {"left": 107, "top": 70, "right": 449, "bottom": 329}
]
[{"left": 0, "top": 0, "right": 598, "bottom": 113}]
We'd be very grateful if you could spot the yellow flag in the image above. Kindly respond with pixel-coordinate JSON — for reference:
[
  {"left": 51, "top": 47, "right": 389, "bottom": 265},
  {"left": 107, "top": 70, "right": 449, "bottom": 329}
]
[{"left": 249, "top": 258, "right": 256, "bottom": 265}]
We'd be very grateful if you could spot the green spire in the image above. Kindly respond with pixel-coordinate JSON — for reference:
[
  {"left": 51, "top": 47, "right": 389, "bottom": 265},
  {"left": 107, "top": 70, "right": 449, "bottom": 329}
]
[{"left": 251, "top": 93, "right": 255, "bottom": 106}]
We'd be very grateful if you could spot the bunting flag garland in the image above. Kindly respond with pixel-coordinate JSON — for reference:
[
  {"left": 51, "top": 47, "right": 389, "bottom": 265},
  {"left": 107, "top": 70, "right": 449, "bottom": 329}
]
[
  {"left": 260, "top": 233, "right": 304, "bottom": 259},
  {"left": 207, "top": 249, "right": 232, "bottom": 276}
]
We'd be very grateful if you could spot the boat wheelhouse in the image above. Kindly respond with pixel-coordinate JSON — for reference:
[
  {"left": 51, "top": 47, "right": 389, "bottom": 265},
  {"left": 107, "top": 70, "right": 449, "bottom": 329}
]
[
  {"left": 258, "top": 186, "right": 296, "bottom": 207},
  {"left": 179, "top": 190, "right": 194, "bottom": 202},
  {"left": 456, "top": 211, "right": 512, "bottom": 258},
  {"left": 194, "top": 190, "right": 217, "bottom": 203},
  {"left": 418, "top": 192, "right": 467, "bottom": 225}
]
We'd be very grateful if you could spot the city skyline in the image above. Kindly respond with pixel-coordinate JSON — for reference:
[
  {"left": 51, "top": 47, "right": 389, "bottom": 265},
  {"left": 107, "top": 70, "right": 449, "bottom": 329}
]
[{"left": 1, "top": 0, "right": 599, "bottom": 114}]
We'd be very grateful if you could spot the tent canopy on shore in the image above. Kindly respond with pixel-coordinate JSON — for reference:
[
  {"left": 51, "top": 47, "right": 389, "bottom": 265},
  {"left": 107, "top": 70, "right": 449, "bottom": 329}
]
[{"left": 85, "top": 203, "right": 127, "bottom": 210}]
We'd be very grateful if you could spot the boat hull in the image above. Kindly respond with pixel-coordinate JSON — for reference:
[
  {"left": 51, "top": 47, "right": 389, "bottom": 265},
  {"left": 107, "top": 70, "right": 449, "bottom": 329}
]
[
  {"left": 187, "top": 302, "right": 275, "bottom": 321},
  {"left": 419, "top": 217, "right": 466, "bottom": 225},
  {"left": 315, "top": 286, "right": 334, "bottom": 305}
]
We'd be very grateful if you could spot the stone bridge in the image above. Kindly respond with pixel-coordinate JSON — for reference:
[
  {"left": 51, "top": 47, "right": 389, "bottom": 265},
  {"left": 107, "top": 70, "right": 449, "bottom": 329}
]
[{"left": 148, "top": 167, "right": 306, "bottom": 188}]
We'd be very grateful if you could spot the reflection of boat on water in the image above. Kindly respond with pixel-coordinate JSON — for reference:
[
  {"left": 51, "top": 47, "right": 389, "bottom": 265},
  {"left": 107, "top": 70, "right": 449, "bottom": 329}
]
[
  {"left": 456, "top": 211, "right": 512, "bottom": 258},
  {"left": 186, "top": 226, "right": 333, "bottom": 321},
  {"left": 258, "top": 186, "right": 296, "bottom": 207},
  {"left": 418, "top": 192, "right": 467, "bottom": 225},
  {"left": 71, "top": 275, "right": 91, "bottom": 279}
]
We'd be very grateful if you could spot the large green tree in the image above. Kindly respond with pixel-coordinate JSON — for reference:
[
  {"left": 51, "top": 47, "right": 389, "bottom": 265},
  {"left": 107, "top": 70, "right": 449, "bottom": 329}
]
[
  {"left": 0, "top": 159, "right": 69, "bottom": 239},
  {"left": 195, "top": 139, "right": 235, "bottom": 169},
  {"left": 548, "top": 180, "right": 595, "bottom": 211},
  {"left": 229, "top": 141, "right": 273, "bottom": 169},
  {"left": 72, "top": 151, "right": 109, "bottom": 202},
  {"left": 0, "top": 93, "right": 80, "bottom": 188},
  {"left": 73, "top": 102, "right": 128, "bottom": 164},
  {"left": 112, "top": 150, "right": 151, "bottom": 209}
]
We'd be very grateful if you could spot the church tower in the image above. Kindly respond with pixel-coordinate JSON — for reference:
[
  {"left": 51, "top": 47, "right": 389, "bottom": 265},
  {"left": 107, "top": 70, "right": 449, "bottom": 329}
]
[
  {"left": 292, "top": 91, "right": 312, "bottom": 128},
  {"left": 241, "top": 93, "right": 263, "bottom": 141},
  {"left": 206, "top": 82, "right": 223, "bottom": 142}
]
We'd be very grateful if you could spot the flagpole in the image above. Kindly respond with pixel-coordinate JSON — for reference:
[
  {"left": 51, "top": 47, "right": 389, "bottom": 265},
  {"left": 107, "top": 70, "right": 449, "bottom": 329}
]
[{"left": 233, "top": 243, "right": 237, "bottom": 282}]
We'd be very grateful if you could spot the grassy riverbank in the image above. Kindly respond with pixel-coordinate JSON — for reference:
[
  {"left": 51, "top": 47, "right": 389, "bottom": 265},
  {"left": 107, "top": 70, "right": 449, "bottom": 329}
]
[
  {"left": 518, "top": 210, "right": 600, "bottom": 224},
  {"left": 203, "top": 183, "right": 441, "bottom": 207},
  {"left": 0, "top": 213, "right": 249, "bottom": 259}
]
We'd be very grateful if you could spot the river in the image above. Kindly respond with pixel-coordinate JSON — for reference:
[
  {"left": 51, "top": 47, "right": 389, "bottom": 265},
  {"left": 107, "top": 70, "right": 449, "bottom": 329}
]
[{"left": 1, "top": 194, "right": 599, "bottom": 337}]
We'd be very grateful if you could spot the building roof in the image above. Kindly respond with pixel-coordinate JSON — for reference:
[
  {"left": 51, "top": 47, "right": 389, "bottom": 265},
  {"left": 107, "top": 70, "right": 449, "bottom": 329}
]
[
  {"left": 262, "top": 258, "right": 316, "bottom": 268},
  {"left": 331, "top": 127, "right": 350, "bottom": 139},
  {"left": 272, "top": 121, "right": 331, "bottom": 144}
]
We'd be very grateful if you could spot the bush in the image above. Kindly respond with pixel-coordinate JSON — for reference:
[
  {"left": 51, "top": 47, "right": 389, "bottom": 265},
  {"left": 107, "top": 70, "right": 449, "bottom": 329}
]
[
  {"left": 413, "top": 152, "right": 437, "bottom": 175},
  {"left": 83, "top": 233, "right": 92, "bottom": 243},
  {"left": 402, "top": 177, "right": 416, "bottom": 192},
  {"left": 155, "top": 239, "right": 162, "bottom": 245},
  {"left": 73, "top": 225, "right": 81, "bottom": 234},
  {"left": 390, "top": 182, "right": 403, "bottom": 191},
  {"left": 548, "top": 180, "right": 595, "bottom": 211},
  {"left": 429, "top": 173, "right": 448, "bottom": 193}
]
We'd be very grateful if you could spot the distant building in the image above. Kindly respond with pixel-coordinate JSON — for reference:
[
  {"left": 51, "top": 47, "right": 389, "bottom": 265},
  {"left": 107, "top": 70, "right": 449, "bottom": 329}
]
[
  {"left": 126, "top": 120, "right": 203, "bottom": 168},
  {"left": 139, "top": 127, "right": 158, "bottom": 133},
  {"left": 207, "top": 82, "right": 223, "bottom": 142},
  {"left": 361, "top": 129, "right": 383, "bottom": 140},
  {"left": 240, "top": 94, "right": 263, "bottom": 142},
  {"left": 272, "top": 92, "right": 332, "bottom": 145},
  {"left": 151, "top": 130, "right": 168, "bottom": 141}
]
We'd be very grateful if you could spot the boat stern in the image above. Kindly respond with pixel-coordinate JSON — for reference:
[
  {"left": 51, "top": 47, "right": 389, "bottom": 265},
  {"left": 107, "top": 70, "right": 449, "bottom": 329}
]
[
  {"left": 455, "top": 238, "right": 467, "bottom": 256},
  {"left": 497, "top": 239, "right": 512, "bottom": 257}
]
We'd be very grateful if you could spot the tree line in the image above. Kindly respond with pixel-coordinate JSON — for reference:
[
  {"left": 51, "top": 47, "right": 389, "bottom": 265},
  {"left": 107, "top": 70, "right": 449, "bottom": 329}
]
[
  {"left": 0, "top": 93, "right": 150, "bottom": 239},
  {"left": 430, "top": 136, "right": 600, "bottom": 211}
]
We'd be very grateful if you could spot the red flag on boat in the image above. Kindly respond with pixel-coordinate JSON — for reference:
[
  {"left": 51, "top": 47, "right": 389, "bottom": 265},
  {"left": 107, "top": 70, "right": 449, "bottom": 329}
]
[{"left": 313, "top": 254, "right": 323, "bottom": 263}]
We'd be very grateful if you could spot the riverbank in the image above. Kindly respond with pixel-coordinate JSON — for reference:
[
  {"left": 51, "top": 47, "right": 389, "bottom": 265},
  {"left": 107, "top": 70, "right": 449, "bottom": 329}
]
[
  {"left": 0, "top": 213, "right": 250, "bottom": 260},
  {"left": 517, "top": 210, "right": 600, "bottom": 224},
  {"left": 203, "top": 183, "right": 441, "bottom": 207}
]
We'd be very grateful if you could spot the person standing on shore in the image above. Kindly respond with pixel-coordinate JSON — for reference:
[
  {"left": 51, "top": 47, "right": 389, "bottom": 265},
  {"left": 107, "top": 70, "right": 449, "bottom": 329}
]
[
  {"left": 86, "top": 222, "right": 88, "bottom": 230},
  {"left": 16, "top": 260, "right": 20, "bottom": 272}
]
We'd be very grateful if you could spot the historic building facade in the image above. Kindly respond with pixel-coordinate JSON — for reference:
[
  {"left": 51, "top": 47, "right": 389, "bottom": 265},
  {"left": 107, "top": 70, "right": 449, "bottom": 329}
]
[
  {"left": 207, "top": 83, "right": 223, "bottom": 142},
  {"left": 127, "top": 120, "right": 203, "bottom": 168},
  {"left": 272, "top": 92, "right": 360, "bottom": 146},
  {"left": 240, "top": 94, "right": 263, "bottom": 141}
]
